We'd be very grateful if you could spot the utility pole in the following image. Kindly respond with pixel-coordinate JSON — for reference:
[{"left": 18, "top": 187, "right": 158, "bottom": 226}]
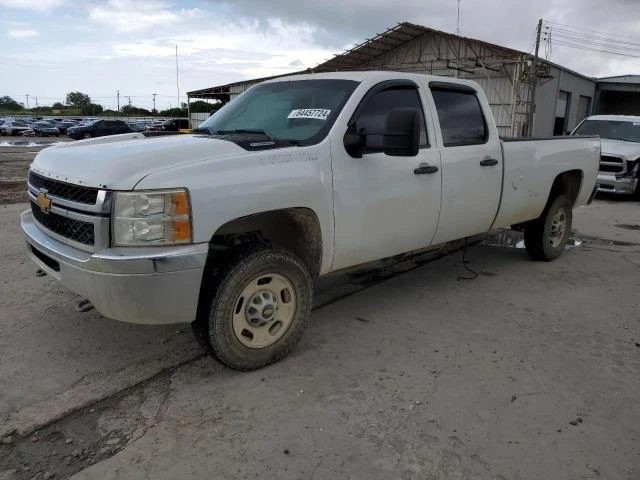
[
  {"left": 456, "top": 0, "right": 461, "bottom": 36},
  {"left": 127, "top": 96, "right": 131, "bottom": 107},
  {"left": 35, "top": 97, "right": 38, "bottom": 108},
  {"left": 176, "top": 44, "right": 180, "bottom": 108},
  {"left": 152, "top": 93, "right": 157, "bottom": 112},
  {"left": 25, "top": 94, "right": 30, "bottom": 110},
  {"left": 527, "top": 18, "right": 543, "bottom": 137},
  {"left": 117, "top": 90, "right": 120, "bottom": 112}
]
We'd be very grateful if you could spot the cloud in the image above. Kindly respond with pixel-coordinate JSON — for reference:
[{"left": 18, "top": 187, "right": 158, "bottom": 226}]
[
  {"left": 87, "top": 0, "right": 202, "bottom": 33},
  {"left": 0, "top": 0, "right": 64, "bottom": 11},
  {"left": 7, "top": 28, "right": 39, "bottom": 38},
  {"left": 203, "top": 0, "right": 640, "bottom": 76},
  {"left": 3, "top": 0, "right": 640, "bottom": 110}
]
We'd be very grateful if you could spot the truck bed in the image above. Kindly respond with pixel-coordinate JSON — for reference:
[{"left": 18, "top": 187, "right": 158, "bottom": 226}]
[{"left": 492, "top": 136, "right": 600, "bottom": 229}]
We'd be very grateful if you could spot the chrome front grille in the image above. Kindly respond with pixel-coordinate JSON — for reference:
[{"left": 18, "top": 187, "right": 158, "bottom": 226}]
[
  {"left": 27, "top": 171, "right": 111, "bottom": 252},
  {"left": 599, "top": 155, "right": 625, "bottom": 174},
  {"left": 30, "top": 202, "right": 95, "bottom": 245},
  {"left": 28, "top": 171, "right": 99, "bottom": 205}
]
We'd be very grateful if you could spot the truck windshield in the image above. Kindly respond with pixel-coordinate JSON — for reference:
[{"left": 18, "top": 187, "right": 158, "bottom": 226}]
[
  {"left": 573, "top": 119, "right": 640, "bottom": 143},
  {"left": 197, "top": 79, "right": 359, "bottom": 145}
]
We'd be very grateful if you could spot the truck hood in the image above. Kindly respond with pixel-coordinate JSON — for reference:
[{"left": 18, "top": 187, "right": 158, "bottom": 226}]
[
  {"left": 30, "top": 133, "right": 246, "bottom": 190},
  {"left": 600, "top": 138, "right": 640, "bottom": 160}
]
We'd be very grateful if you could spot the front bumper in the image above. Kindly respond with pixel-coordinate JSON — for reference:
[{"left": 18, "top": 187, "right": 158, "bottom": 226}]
[
  {"left": 596, "top": 174, "right": 639, "bottom": 195},
  {"left": 21, "top": 210, "right": 209, "bottom": 325}
]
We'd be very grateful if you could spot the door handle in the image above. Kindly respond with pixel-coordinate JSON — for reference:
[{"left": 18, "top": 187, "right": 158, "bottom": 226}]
[
  {"left": 414, "top": 164, "right": 439, "bottom": 175},
  {"left": 480, "top": 158, "right": 499, "bottom": 167}
]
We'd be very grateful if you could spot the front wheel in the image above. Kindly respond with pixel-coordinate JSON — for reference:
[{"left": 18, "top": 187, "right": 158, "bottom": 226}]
[
  {"left": 82, "top": 132, "right": 92, "bottom": 139},
  {"left": 197, "top": 245, "right": 313, "bottom": 370},
  {"left": 524, "top": 195, "right": 572, "bottom": 261}
]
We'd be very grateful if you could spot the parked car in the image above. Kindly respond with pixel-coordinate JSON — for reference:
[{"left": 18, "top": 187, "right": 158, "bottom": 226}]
[
  {"left": 160, "top": 118, "right": 191, "bottom": 132},
  {"left": 571, "top": 115, "right": 640, "bottom": 195},
  {"left": 126, "top": 121, "right": 146, "bottom": 132},
  {"left": 54, "top": 121, "right": 77, "bottom": 135},
  {"left": 22, "top": 71, "right": 599, "bottom": 370},
  {"left": 1, "top": 119, "right": 31, "bottom": 136},
  {"left": 147, "top": 120, "right": 166, "bottom": 131},
  {"left": 31, "top": 121, "right": 60, "bottom": 137},
  {"left": 66, "top": 119, "right": 132, "bottom": 140}
]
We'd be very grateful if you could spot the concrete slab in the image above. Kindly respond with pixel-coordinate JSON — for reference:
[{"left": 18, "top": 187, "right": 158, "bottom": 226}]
[
  {"left": 0, "top": 203, "right": 202, "bottom": 437},
  {"left": 69, "top": 241, "right": 640, "bottom": 480},
  {"left": 574, "top": 195, "right": 640, "bottom": 245}
]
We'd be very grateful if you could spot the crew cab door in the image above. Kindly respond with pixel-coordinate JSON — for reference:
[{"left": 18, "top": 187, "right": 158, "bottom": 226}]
[
  {"left": 331, "top": 80, "right": 442, "bottom": 270},
  {"left": 427, "top": 83, "right": 502, "bottom": 244}
]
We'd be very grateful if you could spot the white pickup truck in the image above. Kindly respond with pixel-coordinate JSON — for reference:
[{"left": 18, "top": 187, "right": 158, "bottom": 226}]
[
  {"left": 571, "top": 115, "right": 640, "bottom": 195},
  {"left": 22, "top": 72, "right": 600, "bottom": 370}
]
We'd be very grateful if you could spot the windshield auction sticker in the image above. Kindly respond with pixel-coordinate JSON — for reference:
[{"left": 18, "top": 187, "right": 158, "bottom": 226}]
[{"left": 287, "top": 109, "right": 331, "bottom": 120}]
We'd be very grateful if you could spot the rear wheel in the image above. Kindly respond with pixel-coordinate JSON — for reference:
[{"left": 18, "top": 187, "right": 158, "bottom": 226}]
[
  {"left": 524, "top": 195, "right": 572, "bottom": 261},
  {"left": 197, "top": 245, "right": 313, "bottom": 370}
]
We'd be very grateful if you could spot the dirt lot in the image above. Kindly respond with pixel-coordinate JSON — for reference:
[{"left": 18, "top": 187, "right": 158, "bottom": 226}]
[
  {"left": 0, "top": 137, "right": 71, "bottom": 205},
  {"left": 0, "top": 148, "right": 639, "bottom": 479}
]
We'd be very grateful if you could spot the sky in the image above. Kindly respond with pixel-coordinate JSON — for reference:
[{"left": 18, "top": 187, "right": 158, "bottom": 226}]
[{"left": 1, "top": 0, "right": 639, "bottom": 111}]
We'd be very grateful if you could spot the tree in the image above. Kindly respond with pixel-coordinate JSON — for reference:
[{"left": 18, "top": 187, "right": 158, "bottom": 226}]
[
  {"left": 158, "top": 107, "right": 186, "bottom": 117},
  {"left": 66, "top": 91, "right": 91, "bottom": 108},
  {"left": 0, "top": 96, "right": 23, "bottom": 111},
  {"left": 189, "top": 100, "right": 222, "bottom": 113},
  {"left": 80, "top": 103, "right": 103, "bottom": 115},
  {"left": 121, "top": 105, "right": 151, "bottom": 116},
  {"left": 52, "top": 102, "right": 66, "bottom": 110}
]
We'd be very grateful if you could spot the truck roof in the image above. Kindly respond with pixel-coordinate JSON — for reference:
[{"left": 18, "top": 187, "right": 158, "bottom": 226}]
[
  {"left": 262, "top": 70, "right": 481, "bottom": 90},
  {"left": 587, "top": 115, "right": 640, "bottom": 123}
]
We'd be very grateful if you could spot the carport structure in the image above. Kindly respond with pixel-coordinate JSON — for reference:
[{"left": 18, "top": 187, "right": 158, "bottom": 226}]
[{"left": 594, "top": 75, "right": 640, "bottom": 116}]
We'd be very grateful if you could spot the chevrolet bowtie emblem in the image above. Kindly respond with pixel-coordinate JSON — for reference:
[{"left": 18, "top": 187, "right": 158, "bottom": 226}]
[{"left": 37, "top": 190, "right": 51, "bottom": 214}]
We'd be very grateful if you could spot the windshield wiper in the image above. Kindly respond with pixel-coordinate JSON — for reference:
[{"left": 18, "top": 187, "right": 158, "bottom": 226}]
[
  {"left": 191, "top": 127, "right": 211, "bottom": 134},
  {"left": 214, "top": 129, "right": 273, "bottom": 139}
]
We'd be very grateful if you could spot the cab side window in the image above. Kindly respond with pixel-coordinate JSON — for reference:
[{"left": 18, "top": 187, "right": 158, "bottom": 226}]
[
  {"left": 431, "top": 88, "right": 488, "bottom": 147},
  {"left": 355, "top": 87, "right": 428, "bottom": 154}
]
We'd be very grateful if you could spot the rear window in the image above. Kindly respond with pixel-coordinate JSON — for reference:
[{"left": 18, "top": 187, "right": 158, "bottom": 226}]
[{"left": 431, "top": 88, "right": 488, "bottom": 147}]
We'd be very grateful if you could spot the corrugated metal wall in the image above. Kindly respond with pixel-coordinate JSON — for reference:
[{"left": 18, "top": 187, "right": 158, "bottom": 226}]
[
  {"left": 351, "top": 34, "right": 531, "bottom": 137},
  {"left": 190, "top": 112, "right": 210, "bottom": 128}
]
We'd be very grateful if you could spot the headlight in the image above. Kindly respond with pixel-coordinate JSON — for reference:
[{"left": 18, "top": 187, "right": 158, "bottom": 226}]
[{"left": 112, "top": 189, "right": 192, "bottom": 246}]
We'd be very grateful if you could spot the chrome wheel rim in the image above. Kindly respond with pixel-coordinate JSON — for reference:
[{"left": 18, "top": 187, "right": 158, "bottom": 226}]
[
  {"left": 232, "top": 273, "right": 296, "bottom": 349},
  {"left": 549, "top": 209, "right": 567, "bottom": 249}
]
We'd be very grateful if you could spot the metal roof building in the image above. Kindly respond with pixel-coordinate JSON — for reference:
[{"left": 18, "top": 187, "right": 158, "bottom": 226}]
[
  {"left": 188, "top": 22, "right": 600, "bottom": 137},
  {"left": 594, "top": 75, "right": 640, "bottom": 116}
]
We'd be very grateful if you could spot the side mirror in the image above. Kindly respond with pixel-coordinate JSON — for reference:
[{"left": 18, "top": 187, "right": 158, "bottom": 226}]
[
  {"left": 343, "top": 125, "right": 365, "bottom": 158},
  {"left": 383, "top": 108, "right": 420, "bottom": 157}
]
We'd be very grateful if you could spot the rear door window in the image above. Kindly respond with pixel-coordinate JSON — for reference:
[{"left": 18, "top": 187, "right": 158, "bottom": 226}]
[{"left": 431, "top": 88, "right": 487, "bottom": 147}]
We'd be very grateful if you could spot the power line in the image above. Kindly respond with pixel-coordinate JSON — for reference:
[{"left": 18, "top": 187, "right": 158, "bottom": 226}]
[
  {"left": 543, "top": 20, "right": 640, "bottom": 60},
  {"left": 545, "top": 20, "right": 640, "bottom": 42},
  {"left": 550, "top": 40, "right": 640, "bottom": 59},
  {"left": 547, "top": 29, "right": 640, "bottom": 51}
]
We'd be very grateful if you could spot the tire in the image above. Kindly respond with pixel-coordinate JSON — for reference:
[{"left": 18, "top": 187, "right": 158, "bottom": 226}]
[
  {"left": 197, "top": 245, "right": 313, "bottom": 370},
  {"left": 524, "top": 194, "right": 572, "bottom": 261},
  {"left": 82, "top": 132, "right": 92, "bottom": 139}
]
